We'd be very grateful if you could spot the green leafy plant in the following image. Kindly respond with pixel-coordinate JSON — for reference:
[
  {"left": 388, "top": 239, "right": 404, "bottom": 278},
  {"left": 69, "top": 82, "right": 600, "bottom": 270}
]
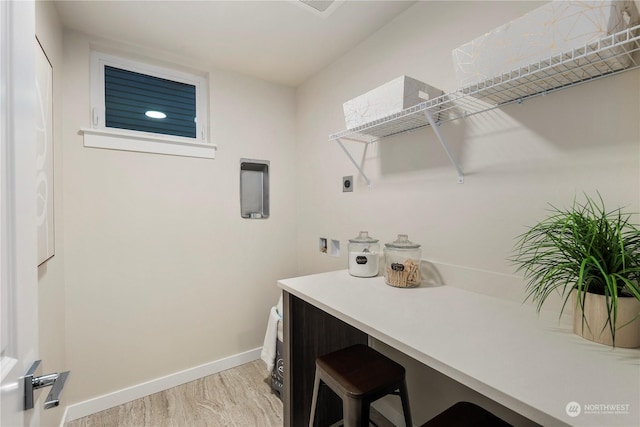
[{"left": 511, "top": 193, "right": 640, "bottom": 345}]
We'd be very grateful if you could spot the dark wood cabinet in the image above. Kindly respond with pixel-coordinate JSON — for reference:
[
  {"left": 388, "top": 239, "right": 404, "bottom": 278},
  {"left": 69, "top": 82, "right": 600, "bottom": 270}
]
[{"left": 283, "top": 291, "right": 368, "bottom": 427}]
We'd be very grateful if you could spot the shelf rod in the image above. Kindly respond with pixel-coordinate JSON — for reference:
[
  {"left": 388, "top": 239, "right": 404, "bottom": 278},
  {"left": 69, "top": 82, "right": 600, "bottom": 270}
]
[
  {"left": 335, "top": 138, "right": 372, "bottom": 188},
  {"left": 423, "top": 110, "right": 464, "bottom": 184}
]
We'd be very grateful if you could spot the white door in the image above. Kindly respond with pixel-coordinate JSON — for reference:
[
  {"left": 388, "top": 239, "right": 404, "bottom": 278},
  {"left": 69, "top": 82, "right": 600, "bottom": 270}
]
[{"left": 1, "top": 1, "right": 41, "bottom": 426}]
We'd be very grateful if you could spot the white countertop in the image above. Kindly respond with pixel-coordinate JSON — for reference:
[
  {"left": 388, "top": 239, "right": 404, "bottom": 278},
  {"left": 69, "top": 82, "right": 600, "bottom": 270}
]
[{"left": 278, "top": 270, "right": 640, "bottom": 427}]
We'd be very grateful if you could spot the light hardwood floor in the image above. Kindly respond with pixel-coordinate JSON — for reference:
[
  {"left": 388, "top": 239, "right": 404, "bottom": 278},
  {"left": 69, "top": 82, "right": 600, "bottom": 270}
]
[
  {"left": 65, "top": 360, "right": 396, "bottom": 427},
  {"left": 65, "top": 360, "right": 283, "bottom": 427}
]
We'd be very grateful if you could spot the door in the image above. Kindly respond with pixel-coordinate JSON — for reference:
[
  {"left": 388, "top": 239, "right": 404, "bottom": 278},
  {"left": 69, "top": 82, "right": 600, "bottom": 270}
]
[{"left": 1, "top": 1, "right": 40, "bottom": 426}]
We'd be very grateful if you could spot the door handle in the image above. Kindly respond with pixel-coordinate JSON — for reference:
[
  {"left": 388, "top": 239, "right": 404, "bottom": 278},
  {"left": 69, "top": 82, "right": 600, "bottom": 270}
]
[{"left": 23, "top": 360, "right": 70, "bottom": 410}]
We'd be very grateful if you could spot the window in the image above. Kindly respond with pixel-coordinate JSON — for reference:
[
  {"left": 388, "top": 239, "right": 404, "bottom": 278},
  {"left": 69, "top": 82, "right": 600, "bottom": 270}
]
[
  {"left": 84, "top": 51, "right": 215, "bottom": 159},
  {"left": 104, "top": 66, "right": 197, "bottom": 138}
]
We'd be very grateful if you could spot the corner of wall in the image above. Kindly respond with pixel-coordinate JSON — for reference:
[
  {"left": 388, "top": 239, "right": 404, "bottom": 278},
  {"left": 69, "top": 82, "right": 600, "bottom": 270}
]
[{"left": 35, "top": 2, "right": 67, "bottom": 426}]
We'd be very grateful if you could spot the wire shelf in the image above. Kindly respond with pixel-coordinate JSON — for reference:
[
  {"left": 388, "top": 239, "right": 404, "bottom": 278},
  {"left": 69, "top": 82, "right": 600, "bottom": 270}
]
[{"left": 329, "top": 24, "right": 640, "bottom": 144}]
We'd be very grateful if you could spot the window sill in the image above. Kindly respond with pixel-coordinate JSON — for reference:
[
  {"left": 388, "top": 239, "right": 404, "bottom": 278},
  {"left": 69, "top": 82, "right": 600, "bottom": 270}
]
[{"left": 80, "top": 127, "right": 217, "bottom": 159}]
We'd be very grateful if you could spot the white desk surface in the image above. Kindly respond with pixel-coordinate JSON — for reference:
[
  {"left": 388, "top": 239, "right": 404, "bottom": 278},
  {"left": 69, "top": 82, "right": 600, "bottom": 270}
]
[{"left": 278, "top": 270, "right": 640, "bottom": 427}]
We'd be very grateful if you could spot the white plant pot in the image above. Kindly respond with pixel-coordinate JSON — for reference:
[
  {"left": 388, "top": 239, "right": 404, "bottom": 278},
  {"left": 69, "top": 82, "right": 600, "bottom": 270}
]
[{"left": 572, "top": 290, "right": 640, "bottom": 348}]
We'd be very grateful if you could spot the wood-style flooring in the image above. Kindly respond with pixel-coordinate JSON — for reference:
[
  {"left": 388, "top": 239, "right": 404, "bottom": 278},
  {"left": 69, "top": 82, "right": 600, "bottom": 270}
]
[
  {"left": 65, "top": 360, "right": 396, "bottom": 427},
  {"left": 65, "top": 360, "right": 283, "bottom": 427}
]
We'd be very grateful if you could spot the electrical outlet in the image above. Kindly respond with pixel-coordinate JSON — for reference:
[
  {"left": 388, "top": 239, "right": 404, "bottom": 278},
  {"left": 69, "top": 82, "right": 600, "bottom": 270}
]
[{"left": 343, "top": 175, "right": 353, "bottom": 192}]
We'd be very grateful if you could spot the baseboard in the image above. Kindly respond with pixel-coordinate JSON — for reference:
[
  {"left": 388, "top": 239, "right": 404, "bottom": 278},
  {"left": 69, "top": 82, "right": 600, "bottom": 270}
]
[{"left": 62, "top": 347, "right": 262, "bottom": 425}]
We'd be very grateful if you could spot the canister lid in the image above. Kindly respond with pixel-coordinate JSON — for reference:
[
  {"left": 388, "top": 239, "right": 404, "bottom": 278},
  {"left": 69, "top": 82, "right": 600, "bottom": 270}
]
[
  {"left": 349, "top": 231, "right": 379, "bottom": 243},
  {"left": 385, "top": 234, "right": 420, "bottom": 249}
]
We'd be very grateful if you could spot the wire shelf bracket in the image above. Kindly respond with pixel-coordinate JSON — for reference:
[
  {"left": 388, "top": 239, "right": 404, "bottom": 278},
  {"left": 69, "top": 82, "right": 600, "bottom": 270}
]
[
  {"left": 328, "top": 24, "right": 640, "bottom": 188},
  {"left": 335, "top": 137, "right": 372, "bottom": 189},
  {"left": 423, "top": 109, "right": 464, "bottom": 184},
  {"left": 328, "top": 103, "right": 465, "bottom": 185}
]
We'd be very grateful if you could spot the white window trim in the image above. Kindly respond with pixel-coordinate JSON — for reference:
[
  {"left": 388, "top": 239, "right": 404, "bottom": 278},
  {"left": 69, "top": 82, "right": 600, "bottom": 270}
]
[{"left": 85, "top": 51, "right": 216, "bottom": 159}]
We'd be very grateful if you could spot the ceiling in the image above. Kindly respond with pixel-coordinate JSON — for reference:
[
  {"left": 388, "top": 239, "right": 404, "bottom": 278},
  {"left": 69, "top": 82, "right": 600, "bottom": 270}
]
[{"left": 54, "top": 0, "right": 417, "bottom": 87}]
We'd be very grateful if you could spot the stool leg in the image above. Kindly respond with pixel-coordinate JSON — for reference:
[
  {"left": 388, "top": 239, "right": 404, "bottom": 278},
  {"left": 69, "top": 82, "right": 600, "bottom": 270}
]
[
  {"left": 398, "top": 381, "right": 413, "bottom": 427},
  {"left": 309, "top": 372, "right": 321, "bottom": 427},
  {"left": 343, "top": 397, "right": 369, "bottom": 427}
]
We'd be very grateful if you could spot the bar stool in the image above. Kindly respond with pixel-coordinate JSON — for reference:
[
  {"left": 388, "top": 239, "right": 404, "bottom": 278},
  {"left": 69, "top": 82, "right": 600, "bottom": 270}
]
[
  {"left": 309, "top": 344, "right": 412, "bottom": 427},
  {"left": 421, "top": 401, "right": 512, "bottom": 427}
]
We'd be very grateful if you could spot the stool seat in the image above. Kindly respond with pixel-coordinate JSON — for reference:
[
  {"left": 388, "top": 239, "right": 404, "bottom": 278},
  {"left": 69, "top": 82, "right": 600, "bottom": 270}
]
[
  {"left": 421, "top": 401, "right": 512, "bottom": 427},
  {"left": 316, "top": 343, "right": 406, "bottom": 398},
  {"left": 310, "top": 344, "right": 412, "bottom": 427}
]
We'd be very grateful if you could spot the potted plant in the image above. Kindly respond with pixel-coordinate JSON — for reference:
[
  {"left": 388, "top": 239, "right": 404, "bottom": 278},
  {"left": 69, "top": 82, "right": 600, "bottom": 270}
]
[{"left": 511, "top": 193, "right": 640, "bottom": 348}]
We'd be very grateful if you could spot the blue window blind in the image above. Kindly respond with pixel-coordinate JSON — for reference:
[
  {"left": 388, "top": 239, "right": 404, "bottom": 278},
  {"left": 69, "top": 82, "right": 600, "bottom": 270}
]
[{"left": 104, "top": 66, "right": 197, "bottom": 138}]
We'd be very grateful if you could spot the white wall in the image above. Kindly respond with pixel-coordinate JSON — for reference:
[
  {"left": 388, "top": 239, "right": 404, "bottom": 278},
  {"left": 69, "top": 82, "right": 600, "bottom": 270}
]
[
  {"left": 35, "top": 2, "right": 66, "bottom": 426},
  {"left": 294, "top": 1, "right": 639, "bottom": 424},
  {"left": 49, "top": 0, "right": 640, "bottom": 423},
  {"left": 295, "top": 0, "right": 639, "bottom": 284},
  {"left": 61, "top": 30, "right": 298, "bottom": 405}
]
